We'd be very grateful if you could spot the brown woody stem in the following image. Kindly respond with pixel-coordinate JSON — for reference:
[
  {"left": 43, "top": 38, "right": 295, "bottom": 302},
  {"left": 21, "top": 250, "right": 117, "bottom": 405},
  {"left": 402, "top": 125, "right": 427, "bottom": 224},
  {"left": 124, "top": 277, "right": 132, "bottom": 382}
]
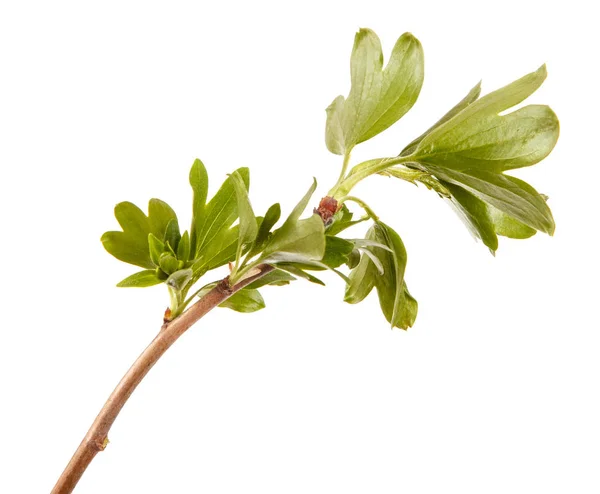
[{"left": 51, "top": 264, "right": 274, "bottom": 494}]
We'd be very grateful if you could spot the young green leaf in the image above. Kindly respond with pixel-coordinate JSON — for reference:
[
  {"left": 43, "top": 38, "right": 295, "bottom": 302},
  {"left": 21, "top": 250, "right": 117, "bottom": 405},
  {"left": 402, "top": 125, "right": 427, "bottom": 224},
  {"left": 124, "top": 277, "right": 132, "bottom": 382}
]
[
  {"left": 344, "top": 248, "right": 377, "bottom": 304},
  {"left": 287, "top": 260, "right": 351, "bottom": 284},
  {"left": 425, "top": 165, "right": 555, "bottom": 234},
  {"left": 369, "top": 222, "right": 417, "bottom": 329},
  {"left": 196, "top": 284, "right": 267, "bottom": 312},
  {"left": 409, "top": 66, "right": 559, "bottom": 173},
  {"left": 245, "top": 269, "right": 296, "bottom": 289},
  {"left": 442, "top": 181, "right": 499, "bottom": 253},
  {"left": 177, "top": 231, "right": 191, "bottom": 261},
  {"left": 148, "top": 199, "right": 178, "bottom": 240},
  {"left": 487, "top": 205, "right": 536, "bottom": 239},
  {"left": 326, "top": 29, "right": 424, "bottom": 155},
  {"left": 249, "top": 203, "right": 281, "bottom": 255},
  {"left": 260, "top": 180, "right": 326, "bottom": 263},
  {"left": 400, "top": 82, "right": 481, "bottom": 157},
  {"left": 346, "top": 249, "right": 360, "bottom": 269},
  {"left": 116, "top": 270, "right": 163, "bottom": 288},
  {"left": 326, "top": 204, "right": 367, "bottom": 235},
  {"left": 102, "top": 199, "right": 180, "bottom": 269},
  {"left": 441, "top": 180, "right": 536, "bottom": 252},
  {"left": 355, "top": 247, "right": 384, "bottom": 274},
  {"left": 321, "top": 236, "right": 354, "bottom": 268},
  {"left": 276, "top": 264, "right": 326, "bottom": 286},
  {"left": 164, "top": 218, "right": 181, "bottom": 252},
  {"left": 345, "top": 223, "right": 417, "bottom": 329},
  {"left": 194, "top": 167, "right": 249, "bottom": 257},
  {"left": 230, "top": 170, "right": 258, "bottom": 261},
  {"left": 219, "top": 289, "right": 265, "bottom": 313},
  {"left": 192, "top": 226, "right": 239, "bottom": 273},
  {"left": 189, "top": 159, "right": 209, "bottom": 256},
  {"left": 102, "top": 202, "right": 154, "bottom": 269},
  {"left": 148, "top": 233, "right": 165, "bottom": 266},
  {"left": 166, "top": 268, "right": 193, "bottom": 291}
]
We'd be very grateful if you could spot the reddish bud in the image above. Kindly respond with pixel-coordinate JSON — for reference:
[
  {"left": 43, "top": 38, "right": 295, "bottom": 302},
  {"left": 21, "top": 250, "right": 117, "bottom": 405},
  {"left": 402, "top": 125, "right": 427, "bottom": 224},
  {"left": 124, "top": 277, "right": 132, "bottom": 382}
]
[{"left": 314, "top": 196, "right": 339, "bottom": 225}]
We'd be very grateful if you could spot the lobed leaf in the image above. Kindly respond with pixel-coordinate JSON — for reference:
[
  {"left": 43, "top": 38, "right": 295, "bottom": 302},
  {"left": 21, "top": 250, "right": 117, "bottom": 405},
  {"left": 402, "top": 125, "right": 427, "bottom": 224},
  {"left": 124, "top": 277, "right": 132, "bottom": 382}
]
[
  {"left": 410, "top": 66, "right": 559, "bottom": 173},
  {"left": 102, "top": 199, "right": 180, "bottom": 269},
  {"left": 401, "top": 82, "right": 481, "bottom": 157},
  {"left": 325, "top": 29, "right": 424, "bottom": 155}
]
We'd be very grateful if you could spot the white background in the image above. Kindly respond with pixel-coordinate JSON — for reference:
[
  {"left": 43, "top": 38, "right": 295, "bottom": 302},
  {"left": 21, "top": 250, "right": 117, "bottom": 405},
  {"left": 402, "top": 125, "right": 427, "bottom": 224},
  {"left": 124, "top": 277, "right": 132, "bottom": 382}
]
[{"left": 1, "top": 1, "right": 598, "bottom": 493}]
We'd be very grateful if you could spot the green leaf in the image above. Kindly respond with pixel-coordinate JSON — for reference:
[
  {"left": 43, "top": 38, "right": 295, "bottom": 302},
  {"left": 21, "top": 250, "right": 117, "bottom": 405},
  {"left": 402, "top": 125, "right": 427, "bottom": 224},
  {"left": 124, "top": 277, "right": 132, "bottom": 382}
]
[
  {"left": 195, "top": 167, "right": 249, "bottom": 257},
  {"left": 245, "top": 269, "right": 296, "bottom": 289},
  {"left": 177, "top": 231, "right": 191, "bottom": 261},
  {"left": 219, "top": 289, "right": 265, "bottom": 313},
  {"left": 410, "top": 65, "right": 559, "bottom": 173},
  {"left": 148, "top": 233, "right": 165, "bottom": 266},
  {"left": 347, "top": 249, "right": 360, "bottom": 269},
  {"left": 189, "top": 159, "right": 209, "bottom": 256},
  {"left": 116, "top": 270, "right": 163, "bottom": 288},
  {"left": 276, "top": 264, "right": 326, "bottom": 286},
  {"left": 102, "top": 199, "right": 180, "bottom": 269},
  {"left": 369, "top": 222, "right": 417, "bottom": 329},
  {"left": 250, "top": 203, "right": 281, "bottom": 254},
  {"left": 148, "top": 199, "right": 178, "bottom": 239},
  {"left": 261, "top": 180, "right": 326, "bottom": 263},
  {"left": 102, "top": 202, "right": 153, "bottom": 269},
  {"left": 322, "top": 236, "right": 354, "bottom": 268},
  {"left": 355, "top": 247, "right": 384, "bottom": 275},
  {"left": 192, "top": 226, "right": 239, "bottom": 273},
  {"left": 344, "top": 247, "right": 377, "bottom": 304},
  {"left": 488, "top": 205, "right": 536, "bottom": 239},
  {"left": 326, "top": 29, "right": 424, "bottom": 155},
  {"left": 440, "top": 180, "right": 536, "bottom": 251},
  {"left": 166, "top": 268, "right": 193, "bottom": 291},
  {"left": 289, "top": 260, "right": 351, "bottom": 284},
  {"left": 442, "top": 181, "right": 499, "bottom": 254},
  {"left": 345, "top": 223, "right": 417, "bottom": 328},
  {"left": 164, "top": 218, "right": 181, "bottom": 252},
  {"left": 425, "top": 166, "right": 555, "bottom": 234},
  {"left": 349, "top": 238, "right": 393, "bottom": 252},
  {"left": 325, "top": 96, "right": 346, "bottom": 155},
  {"left": 400, "top": 82, "right": 481, "bottom": 157},
  {"left": 230, "top": 170, "right": 258, "bottom": 260}
]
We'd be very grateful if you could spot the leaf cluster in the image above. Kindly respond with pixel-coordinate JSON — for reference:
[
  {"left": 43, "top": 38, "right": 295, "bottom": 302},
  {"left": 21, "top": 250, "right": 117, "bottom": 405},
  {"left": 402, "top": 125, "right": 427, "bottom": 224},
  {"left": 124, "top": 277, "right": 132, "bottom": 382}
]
[{"left": 102, "top": 28, "right": 559, "bottom": 329}]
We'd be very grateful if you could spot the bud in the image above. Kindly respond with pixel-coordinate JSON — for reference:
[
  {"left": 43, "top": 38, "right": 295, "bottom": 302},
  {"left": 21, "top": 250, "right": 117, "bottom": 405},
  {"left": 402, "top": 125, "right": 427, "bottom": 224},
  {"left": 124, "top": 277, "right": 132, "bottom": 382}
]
[{"left": 314, "top": 196, "right": 338, "bottom": 225}]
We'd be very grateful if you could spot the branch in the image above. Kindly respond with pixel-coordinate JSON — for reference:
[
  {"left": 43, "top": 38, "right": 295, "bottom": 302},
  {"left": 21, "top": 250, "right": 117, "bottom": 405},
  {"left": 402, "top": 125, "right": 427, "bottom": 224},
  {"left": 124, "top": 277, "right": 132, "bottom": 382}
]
[{"left": 51, "top": 264, "right": 275, "bottom": 494}]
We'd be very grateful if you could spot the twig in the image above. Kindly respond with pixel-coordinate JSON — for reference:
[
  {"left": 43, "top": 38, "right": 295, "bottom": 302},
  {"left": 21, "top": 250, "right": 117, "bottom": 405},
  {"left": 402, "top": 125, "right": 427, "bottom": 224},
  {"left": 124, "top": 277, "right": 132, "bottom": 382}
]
[{"left": 51, "top": 264, "right": 274, "bottom": 494}]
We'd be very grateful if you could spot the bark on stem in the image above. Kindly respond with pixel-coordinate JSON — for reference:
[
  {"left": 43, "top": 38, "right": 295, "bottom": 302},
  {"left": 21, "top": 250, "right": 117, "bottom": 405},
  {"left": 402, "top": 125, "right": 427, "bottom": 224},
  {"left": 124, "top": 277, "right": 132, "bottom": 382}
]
[{"left": 51, "top": 264, "right": 274, "bottom": 494}]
